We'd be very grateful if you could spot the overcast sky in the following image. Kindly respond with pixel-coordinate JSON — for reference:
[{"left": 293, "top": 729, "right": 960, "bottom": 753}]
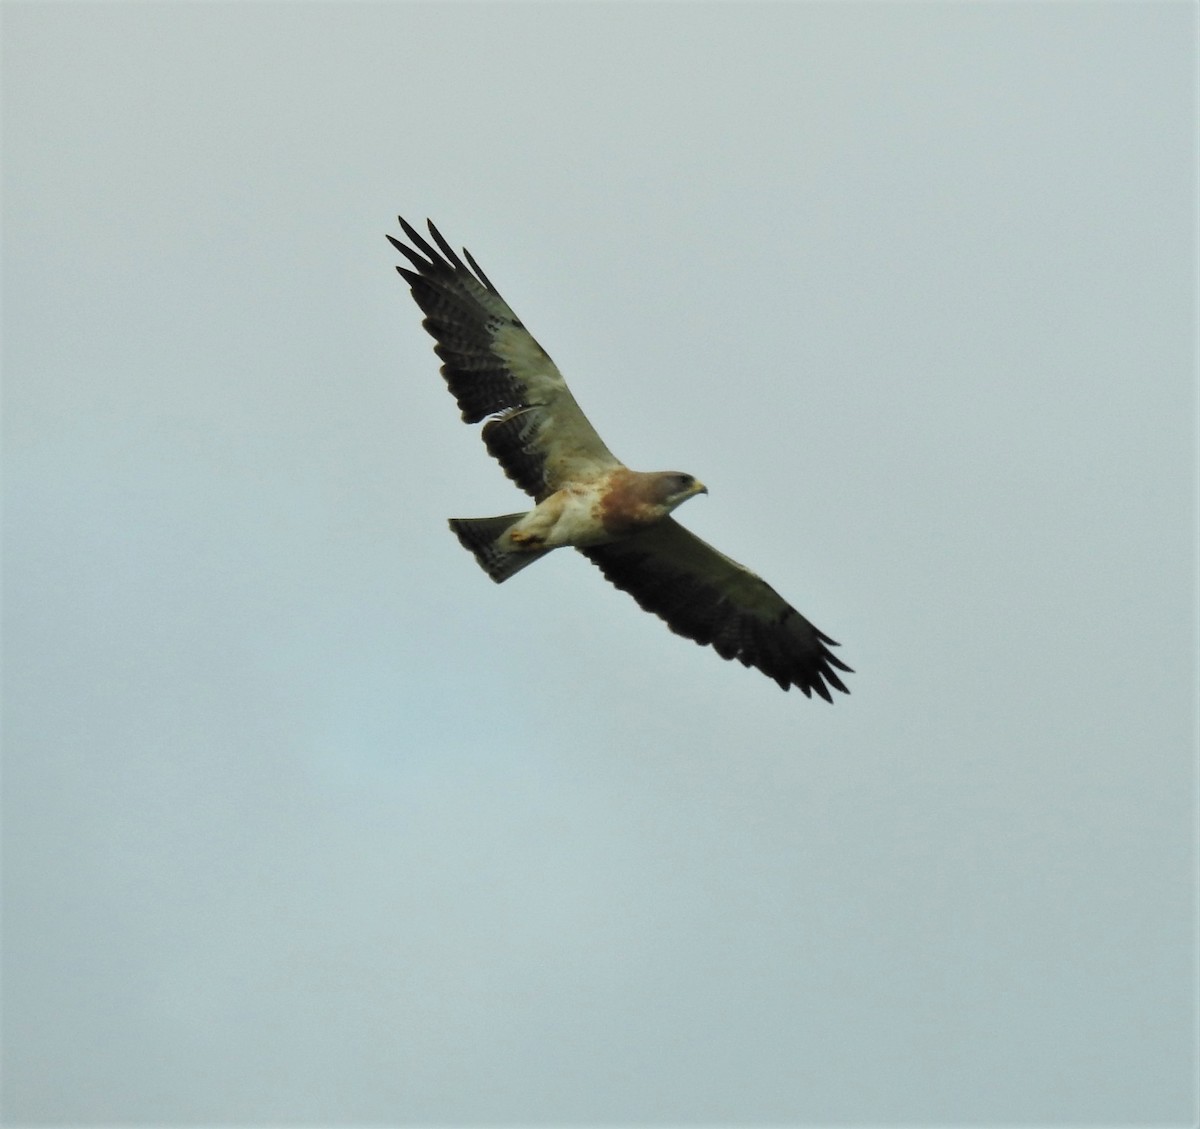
[{"left": 3, "top": 3, "right": 1196, "bottom": 1126}]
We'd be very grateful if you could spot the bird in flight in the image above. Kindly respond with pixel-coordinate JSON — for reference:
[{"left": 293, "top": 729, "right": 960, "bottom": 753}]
[{"left": 388, "top": 219, "right": 851, "bottom": 699}]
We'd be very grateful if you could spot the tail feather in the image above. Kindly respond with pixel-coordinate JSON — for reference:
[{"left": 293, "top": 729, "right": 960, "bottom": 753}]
[{"left": 448, "top": 514, "right": 549, "bottom": 583}]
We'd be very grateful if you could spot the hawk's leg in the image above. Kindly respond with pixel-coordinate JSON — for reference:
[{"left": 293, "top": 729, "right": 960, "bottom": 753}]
[{"left": 510, "top": 530, "right": 546, "bottom": 548}]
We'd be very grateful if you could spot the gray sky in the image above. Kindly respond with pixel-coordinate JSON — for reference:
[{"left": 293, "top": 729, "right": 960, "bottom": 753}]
[{"left": 3, "top": 2, "right": 1196, "bottom": 1126}]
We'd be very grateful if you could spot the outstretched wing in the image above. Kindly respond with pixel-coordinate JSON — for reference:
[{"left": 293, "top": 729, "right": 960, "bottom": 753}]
[
  {"left": 580, "top": 519, "right": 852, "bottom": 700},
  {"left": 389, "top": 218, "right": 620, "bottom": 500}
]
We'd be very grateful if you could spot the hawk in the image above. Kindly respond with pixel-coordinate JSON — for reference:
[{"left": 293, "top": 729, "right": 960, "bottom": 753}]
[{"left": 389, "top": 219, "right": 852, "bottom": 700}]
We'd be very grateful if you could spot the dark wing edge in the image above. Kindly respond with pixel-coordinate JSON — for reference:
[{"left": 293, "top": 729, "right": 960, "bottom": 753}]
[
  {"left": 579, "top": 519, "right": 852, "bottom": 700},
  {"left": 387, "top": 217, "right": 616, "bottom": 500}
]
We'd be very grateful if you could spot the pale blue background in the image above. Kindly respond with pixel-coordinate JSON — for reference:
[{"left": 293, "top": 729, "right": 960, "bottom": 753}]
[{"left": 3, "top": 2, "right": 1196, "bottom": 1125}]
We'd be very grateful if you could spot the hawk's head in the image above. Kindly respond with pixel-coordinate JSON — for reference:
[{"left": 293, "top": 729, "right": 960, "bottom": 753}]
[{"left": 648, "top": 472, "right": 708, "bottom": 510}]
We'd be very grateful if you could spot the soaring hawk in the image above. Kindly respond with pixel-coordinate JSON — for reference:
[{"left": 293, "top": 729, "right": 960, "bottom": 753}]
[{"left": 389, "top": 219, "right": 852, "bottom": 700}]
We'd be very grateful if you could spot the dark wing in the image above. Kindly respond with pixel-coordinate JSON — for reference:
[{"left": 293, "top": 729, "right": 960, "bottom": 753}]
[
  {"left": 580, "top": 519, "right": 852, "bottom": 700},
  {"left": 389, "top": 218, "right": 621, "bottom": 500}
]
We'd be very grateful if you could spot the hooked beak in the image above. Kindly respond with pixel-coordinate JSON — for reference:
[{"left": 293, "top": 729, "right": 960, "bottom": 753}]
[{"left": 693, "top": 480, "right": 709, "bottom": 496}]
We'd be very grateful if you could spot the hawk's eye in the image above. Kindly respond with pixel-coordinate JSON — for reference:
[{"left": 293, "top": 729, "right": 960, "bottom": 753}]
[{"left": 674, "top": 475, "right": 693, "bottom": 491}]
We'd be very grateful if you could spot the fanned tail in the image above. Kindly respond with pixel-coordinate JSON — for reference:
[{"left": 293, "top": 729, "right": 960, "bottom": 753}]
[{"left": 448, "top": 514, "right": 548, "bottom": 583}]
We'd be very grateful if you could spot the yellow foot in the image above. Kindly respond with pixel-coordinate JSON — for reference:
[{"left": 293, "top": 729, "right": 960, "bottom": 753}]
[{"left": 509, "top": 530, "right": 543, "bottom": 548}]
